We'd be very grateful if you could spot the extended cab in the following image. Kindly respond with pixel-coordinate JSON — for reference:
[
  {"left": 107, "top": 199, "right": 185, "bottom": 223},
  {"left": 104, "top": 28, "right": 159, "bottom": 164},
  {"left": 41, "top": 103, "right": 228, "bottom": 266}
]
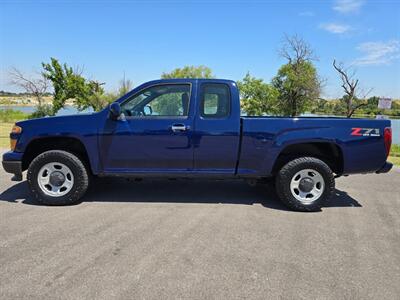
[{"left": 2, "top": 79, "right": 393, "bottom": 211}]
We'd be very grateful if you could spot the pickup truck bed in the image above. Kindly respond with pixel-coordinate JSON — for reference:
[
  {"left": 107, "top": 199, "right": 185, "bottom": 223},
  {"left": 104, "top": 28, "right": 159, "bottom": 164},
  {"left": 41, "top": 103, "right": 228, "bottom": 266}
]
[{"left": 239, "top": 117, "right": 390, "bottom": 176}]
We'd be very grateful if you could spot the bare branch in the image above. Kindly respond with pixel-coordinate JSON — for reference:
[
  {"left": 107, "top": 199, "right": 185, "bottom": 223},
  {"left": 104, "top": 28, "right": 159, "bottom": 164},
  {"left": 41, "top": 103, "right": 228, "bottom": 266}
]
[
  {"left": 8, "top": 67, "right": 49, "bottom": 106},
  {"left": 74, "top": 64, "right": 85, "bottom": 76},
  {"left": 359, "top": 87, "right": 373, "bottom": 100},
  {"left": 279, "top": 34, "right": 318, "bottom": 64},
  {"left": 333, "top": 59, "right": 371, "bottom": 117}
]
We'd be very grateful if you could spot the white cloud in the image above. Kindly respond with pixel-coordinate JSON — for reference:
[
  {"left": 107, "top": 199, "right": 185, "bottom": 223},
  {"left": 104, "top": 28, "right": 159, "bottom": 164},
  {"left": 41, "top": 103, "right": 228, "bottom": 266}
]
[
  {"left": 354, "top": 40, "right": 400, "bottom": 66},
  {"left": 299, "top": 11, "right": 315, "bottom": 17},
  {"left": 320, "top": 23, "right": 351, "bottom": 34},
  {"left": 333, "top": 0, "right": 364, "bottom": 13}
]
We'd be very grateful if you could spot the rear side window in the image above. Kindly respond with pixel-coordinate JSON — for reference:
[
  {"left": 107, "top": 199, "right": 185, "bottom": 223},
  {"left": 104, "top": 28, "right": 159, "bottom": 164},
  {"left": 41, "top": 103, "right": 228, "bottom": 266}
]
[{"left": 200, "top": 83, "right": 230, "bottom": 118}]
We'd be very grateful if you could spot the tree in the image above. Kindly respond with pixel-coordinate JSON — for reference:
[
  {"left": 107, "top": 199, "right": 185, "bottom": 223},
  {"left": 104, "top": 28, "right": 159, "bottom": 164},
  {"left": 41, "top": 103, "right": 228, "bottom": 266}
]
[
  {"left": 152, "top": 66, "right": 214, "bottom": 116},
  {"left": 333, "top": 60, "right": 371, "bottom": 118},
  {"left": 279, "top": 34, "right": 317, "bottom": 64},
  {"left": 42, "top": 58, "right": 111, "bottom": 113},
  {"left": 161, "top": 65, "right": 214, "bottom": 79},
  {"left": 118, "top": 73, "right": 133, "bottom": 97},
  {"left": 310, "top": 98, "right": 328, "bottom": 114},
  {"left": 237, "top": 73, "right": 278, "bottom": 115},
  {"left": 42, "top": 58, "right": 87, "bottom": 113},
  {"left": 84, "top": 80, "right": 112, "bottom": 112},
  {"left": 8, "top": 67, "right": 49, "bottom": 108},
  {"left": 272, "top": 35, "right": 322, "bottom": 117}
]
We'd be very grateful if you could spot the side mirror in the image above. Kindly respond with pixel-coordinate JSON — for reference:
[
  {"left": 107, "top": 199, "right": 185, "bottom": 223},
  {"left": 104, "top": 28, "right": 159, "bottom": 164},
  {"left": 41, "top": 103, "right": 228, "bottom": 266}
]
[{"left": 109, "top": 102, "right": 121, "bottom": 119}]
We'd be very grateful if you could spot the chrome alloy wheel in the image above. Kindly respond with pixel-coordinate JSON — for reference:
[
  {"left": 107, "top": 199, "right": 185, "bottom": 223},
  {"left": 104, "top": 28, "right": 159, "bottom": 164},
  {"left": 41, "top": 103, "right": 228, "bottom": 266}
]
[
  {"left": 37, "top": 162, "right": 74, "bottom": 197},
  {"left": 289, "top": 169, "right": 325, "bottom": 204}
]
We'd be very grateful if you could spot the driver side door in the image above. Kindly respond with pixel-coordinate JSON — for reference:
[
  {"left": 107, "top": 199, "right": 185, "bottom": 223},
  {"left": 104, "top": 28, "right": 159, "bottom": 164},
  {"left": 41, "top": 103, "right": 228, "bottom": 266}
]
[{"left": 99, "top": 83, "right": 194, "bottom": 174}]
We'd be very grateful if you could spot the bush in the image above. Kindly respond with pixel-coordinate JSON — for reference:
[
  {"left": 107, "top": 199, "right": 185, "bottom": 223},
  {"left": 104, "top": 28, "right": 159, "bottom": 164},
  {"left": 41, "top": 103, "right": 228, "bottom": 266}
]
[
  {"left": 29, "top": 104, "right": 54, "bottom": 119},
  {"left": 0, "top": 109, "right": 29, "bottom": 123},
  {"left": 391, "top": 144, "right": 400, "bottom": 156}
]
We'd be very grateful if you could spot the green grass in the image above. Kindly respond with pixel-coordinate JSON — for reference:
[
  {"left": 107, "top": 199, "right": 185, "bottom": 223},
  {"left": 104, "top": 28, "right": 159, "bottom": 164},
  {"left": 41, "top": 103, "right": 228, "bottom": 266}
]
[
  {"left": 388, "top": 156, "right": 400, "bottom": 167},
  {"left": 389, "top": 144, "right": 400, "bottom": 167},
  {"left": 0, "top": 122, "right": 14, "bottom": 149},
  {"left": 0, "top": 109, "right": 29, "bottom": 123},
  {"left": 0, "top": 109, "right": 29, "bottom": 149},
  {"left": 390, "top": 144, "right": 400, "bottom": 156}
]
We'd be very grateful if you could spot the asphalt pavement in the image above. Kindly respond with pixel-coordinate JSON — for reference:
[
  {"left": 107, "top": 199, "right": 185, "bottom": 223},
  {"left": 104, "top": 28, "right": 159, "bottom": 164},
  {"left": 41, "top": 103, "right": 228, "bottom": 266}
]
[{"left": 1, "top": 161, "right": 399, "bottom": 299}]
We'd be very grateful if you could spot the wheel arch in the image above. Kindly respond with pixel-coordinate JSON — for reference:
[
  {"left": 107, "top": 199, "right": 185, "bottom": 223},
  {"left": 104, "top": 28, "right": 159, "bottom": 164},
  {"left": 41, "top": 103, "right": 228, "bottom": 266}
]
[
  {"left": 272, "top": 141, "right": 344, "bottom": 175},
  {"left": 22, "top": 136, "right": 92, "bottom": 174}
]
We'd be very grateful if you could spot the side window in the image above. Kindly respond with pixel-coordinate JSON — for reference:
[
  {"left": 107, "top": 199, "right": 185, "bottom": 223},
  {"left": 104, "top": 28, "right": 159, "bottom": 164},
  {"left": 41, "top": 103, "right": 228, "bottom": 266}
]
[
  {"left": 200, "top": 83, "right": 230, "bottom": 118},
  {"left": 121, "top": 84, "right": 190, "bottom": 117}
]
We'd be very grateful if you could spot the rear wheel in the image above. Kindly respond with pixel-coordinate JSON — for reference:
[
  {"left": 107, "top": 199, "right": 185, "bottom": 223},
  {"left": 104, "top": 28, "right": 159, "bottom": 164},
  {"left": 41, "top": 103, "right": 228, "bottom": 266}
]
[
  {"left": 27, "top": 150, "right": 89, "bottom": 205},
  {"left": 275, "top": 157, "right": 335, "bottom": 212}
]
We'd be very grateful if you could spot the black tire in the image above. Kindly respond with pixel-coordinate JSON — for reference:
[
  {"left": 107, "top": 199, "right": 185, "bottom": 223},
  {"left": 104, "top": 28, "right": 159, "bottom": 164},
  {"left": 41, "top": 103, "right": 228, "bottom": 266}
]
[
  {"left": 275, "top": 157, "right": 335, "bottom": 212},
  {"left": 27, "top": 150, "right": 89, "bottom": 205}
]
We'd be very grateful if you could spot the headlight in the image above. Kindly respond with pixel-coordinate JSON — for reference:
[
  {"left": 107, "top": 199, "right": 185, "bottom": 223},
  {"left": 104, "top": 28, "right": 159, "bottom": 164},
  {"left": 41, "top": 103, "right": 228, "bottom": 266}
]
[
  {"left": 11, "top": 125, "right": 22, "bottom": 134},
  {"left": 10, "top": 125, "right": 22, "bottom": 151}
]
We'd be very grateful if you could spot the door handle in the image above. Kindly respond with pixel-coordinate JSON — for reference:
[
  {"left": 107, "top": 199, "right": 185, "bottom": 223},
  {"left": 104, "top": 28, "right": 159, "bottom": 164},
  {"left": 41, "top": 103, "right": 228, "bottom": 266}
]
[{"left": 171, "top": 124, "right": 189, "bottom": 132}]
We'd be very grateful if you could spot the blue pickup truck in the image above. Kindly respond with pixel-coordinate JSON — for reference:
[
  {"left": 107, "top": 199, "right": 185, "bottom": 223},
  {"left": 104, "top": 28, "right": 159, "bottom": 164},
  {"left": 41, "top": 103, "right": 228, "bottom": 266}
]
[{"left": 2, "top": 79, "right": 393, "bottom": 211}]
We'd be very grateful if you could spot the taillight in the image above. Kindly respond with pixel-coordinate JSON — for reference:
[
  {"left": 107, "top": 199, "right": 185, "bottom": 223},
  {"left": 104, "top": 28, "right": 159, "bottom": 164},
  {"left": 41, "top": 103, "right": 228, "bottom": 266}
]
[{"left": 384, "top": 127, "right": 392, "bottom": 158}]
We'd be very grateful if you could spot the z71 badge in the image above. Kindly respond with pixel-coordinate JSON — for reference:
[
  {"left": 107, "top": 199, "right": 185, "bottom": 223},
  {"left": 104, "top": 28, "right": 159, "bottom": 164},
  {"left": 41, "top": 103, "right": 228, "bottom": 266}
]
[{"left": 351, "top": 128, "right": 380, "bottom": 137}]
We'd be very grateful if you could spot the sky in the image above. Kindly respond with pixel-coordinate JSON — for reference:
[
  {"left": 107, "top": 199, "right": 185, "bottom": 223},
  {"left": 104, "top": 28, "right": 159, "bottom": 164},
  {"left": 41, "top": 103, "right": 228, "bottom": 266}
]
[{"left": 0, "top": 0, "right": 400, "bottom": 98}]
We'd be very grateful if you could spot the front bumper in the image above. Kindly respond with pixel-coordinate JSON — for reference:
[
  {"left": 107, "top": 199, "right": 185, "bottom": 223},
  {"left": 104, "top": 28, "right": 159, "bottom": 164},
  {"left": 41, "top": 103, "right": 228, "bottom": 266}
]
[
  {"left": 376, "top": 162, "right": 393, "bottom": 174},
  {"left": 2, "top": 151, "right": 24, "bottom": 180},
  {"left": 2, "top": 160, "right": 22, "bottom": 175}
]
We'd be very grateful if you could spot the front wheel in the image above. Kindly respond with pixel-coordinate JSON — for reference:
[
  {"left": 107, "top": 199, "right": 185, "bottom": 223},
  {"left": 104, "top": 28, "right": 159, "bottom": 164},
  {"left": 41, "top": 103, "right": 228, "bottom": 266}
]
[
  {"left": 275, "top": 157, "right": 335, "bottom": 212},
  {"left": 27, "top": 150, "right": 89, "bottom": 205}
]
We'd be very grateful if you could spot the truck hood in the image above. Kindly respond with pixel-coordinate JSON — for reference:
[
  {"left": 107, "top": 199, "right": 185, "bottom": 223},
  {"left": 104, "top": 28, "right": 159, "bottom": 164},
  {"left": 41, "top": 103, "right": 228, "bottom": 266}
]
[
  {"left": 16, "top": 112, "right": 99, "bottom": 128},
  {"left": 12, "top": 111, "right": 105, "bottom": 154}
]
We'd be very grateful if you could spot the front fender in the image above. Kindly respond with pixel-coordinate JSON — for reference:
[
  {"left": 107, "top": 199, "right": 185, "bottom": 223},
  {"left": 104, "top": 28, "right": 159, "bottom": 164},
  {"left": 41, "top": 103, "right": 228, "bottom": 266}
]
[{"left": 14, "top": 113, "right": 102, "bottom": 174}]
